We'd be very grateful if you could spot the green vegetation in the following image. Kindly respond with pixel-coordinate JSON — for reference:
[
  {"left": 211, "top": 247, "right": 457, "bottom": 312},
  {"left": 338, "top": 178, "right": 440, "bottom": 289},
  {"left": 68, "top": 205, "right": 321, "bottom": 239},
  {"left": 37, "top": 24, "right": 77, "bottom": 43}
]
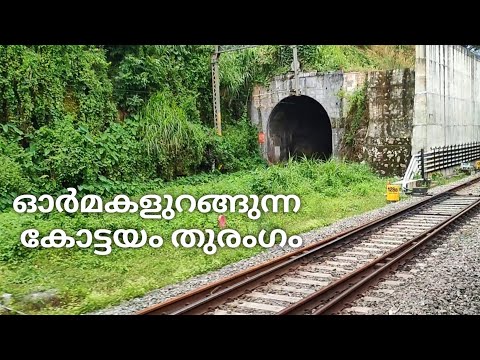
[
  {"left": 0, "top": 45, "right": 414, "bottom": 205},
  {"left": 138, "top": 91, "right": 208, "bottom": 179},
  {"left": 0, "top": 159, "right": 392, "bottom": 314},
  {"left": 308, "top": 45, "right": 414, "bottom": 72},
  {"left": 429, "top": 171, "right": 470, "bottom": 187},
  {"left": 339, "top": 83, "right": 368, "bottom": 149},
  {"left": 0, "top": 45, "right": 416, "bottom": 314}
]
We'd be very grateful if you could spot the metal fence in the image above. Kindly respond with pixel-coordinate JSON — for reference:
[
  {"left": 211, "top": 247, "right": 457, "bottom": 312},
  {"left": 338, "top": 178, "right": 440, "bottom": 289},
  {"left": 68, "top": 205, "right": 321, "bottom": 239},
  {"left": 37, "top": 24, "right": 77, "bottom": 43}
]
[
  {"left": 401, "top": 142, "right": 480, "bottom": 191},
  {"left": 421, "top": 142, "right": 480, "bottom": 175}
]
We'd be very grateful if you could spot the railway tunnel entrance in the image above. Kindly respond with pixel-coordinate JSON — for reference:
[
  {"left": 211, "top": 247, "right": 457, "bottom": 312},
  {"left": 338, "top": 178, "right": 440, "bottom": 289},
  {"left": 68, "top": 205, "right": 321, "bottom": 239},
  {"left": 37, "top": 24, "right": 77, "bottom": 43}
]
[{"left": 267, "top": 95, "right": 332, "bottom": 163}]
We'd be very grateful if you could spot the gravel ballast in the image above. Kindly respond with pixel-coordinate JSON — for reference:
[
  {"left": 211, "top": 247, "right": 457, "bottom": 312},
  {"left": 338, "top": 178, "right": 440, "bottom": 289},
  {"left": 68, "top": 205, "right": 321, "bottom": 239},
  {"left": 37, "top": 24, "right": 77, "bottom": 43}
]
[
  {"left": 345, "top": 211, "right": 480, "bottom": 315},
  {"left": 90, "top": 173, "right": 480, "bottom": 315}
]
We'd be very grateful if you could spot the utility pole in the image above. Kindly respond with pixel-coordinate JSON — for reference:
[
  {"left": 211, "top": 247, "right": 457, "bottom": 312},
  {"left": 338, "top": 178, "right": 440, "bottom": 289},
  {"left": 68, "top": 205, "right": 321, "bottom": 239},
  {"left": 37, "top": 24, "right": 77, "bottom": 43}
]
[
  {"left": 211, "top": 45, "right": 222, "bottom": 136},
  {"left": 292, "top": 45, "right": 300, "bottom": 96},
  {"left": 210, "top": 45, "right": 258, "bottom": 136}
]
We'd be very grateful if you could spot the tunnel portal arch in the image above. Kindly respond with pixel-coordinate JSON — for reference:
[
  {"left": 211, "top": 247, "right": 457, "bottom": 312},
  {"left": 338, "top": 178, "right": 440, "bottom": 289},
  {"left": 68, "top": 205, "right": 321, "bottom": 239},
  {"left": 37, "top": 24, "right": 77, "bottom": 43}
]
[{"left": 267, "top": 95, "right": 332, "bottom": 163}]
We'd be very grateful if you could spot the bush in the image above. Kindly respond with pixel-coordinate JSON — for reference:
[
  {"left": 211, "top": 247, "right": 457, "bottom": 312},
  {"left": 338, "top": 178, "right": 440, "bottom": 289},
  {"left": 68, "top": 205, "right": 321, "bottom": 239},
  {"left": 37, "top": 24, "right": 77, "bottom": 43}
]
[
  {"left": 108, "top": 45, "right": 212, "bottom": 119},
  {"left": 0, "top": 45, "right": 116, "bottom": 137},
  {"left": 209, "top": 118, "right": 264, "bottom": 173},
  {"left": 0, "top": 134, "right": 27, "bottom": 161},
  {"left": 28, "top": 115, "right": 99, "bottom": 189},
  {"left": 248, "top": 158, "right": 381, "bottom": 197},
  {"left": 0, "top": 154, "right": 31, "bottom": 210},
  {"left": 139, "top": 91, "right": 209, "bottom": 180},
  {"left": 96, "top": 118, "right": 156, "bottom": 182}
]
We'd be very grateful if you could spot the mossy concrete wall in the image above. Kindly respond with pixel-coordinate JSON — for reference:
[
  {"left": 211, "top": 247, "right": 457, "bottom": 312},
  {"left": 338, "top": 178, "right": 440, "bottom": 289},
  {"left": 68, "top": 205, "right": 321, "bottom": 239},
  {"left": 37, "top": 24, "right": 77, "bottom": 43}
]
[{"left": 361, "top": 69, "right": 415, "bottom": 176}]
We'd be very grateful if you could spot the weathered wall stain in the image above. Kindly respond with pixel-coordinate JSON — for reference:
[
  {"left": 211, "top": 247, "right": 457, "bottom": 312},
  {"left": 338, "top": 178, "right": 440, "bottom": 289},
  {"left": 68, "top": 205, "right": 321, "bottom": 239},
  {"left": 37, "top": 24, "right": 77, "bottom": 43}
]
[{"left": 361, "top": 69, "right": 415, "bottom": 176}]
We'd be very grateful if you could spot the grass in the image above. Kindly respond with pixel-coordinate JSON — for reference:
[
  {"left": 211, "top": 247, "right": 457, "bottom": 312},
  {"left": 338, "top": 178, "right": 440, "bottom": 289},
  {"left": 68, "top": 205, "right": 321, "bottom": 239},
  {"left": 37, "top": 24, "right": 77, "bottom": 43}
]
[
  {"left": 1, "top": 159, "right": 398, "bottom": 314},
  {"left": 309, "top": 45, "right": 415, "bottom": 73},
  {"left": 429, "top": 171, "right": 470, "bottom": 187}
]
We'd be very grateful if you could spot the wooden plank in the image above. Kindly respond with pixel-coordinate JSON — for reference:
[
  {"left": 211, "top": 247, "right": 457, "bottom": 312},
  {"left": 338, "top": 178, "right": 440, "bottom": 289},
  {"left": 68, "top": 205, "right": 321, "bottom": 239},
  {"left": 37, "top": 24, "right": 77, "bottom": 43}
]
[
  {"left": 370, "top": 233, "right": 414, "bottom": 238},
  {"left": 247, "top": 292, "right": 301, "bottom": 303},
  {"left": 355, "top": 247, "right": 383, "bottom": 252},
  {"left": 325, "top": 261, "right": 352, "bottom": 267},
  {"left": 369, "top": 239, "right": 404, "bottom": 244},
  {"left": 283, "top": 277, "right": 329, "bottom": 286},
  {"left": 412, "top": 214, "right": 450, "bottom": 218},
  {"left": 344, "top": 251, "right": 370, "bottom": 256},
  {"left": 307, "top": 264, "right": 348, "bottom": 272},
  {"left": 213, "top": 309, "right": 247, "bottom": 315},
  {"left": 234, "top": 301, "right": 284, "bottom": 313},
  {"left": 362, "top": 242, "right": 398, "bottom": 248},
  {"left": 297, "top": 271, "right": 333, "bottom": 279},
  {"left": 267, "top": 285, "right": 314, "bottom": 295},
  {"left": 393, "top": 223, "right": 433, "bottom": 228},
  {"left": 335, "top": 256, "right": 358, "bottom": 261}
]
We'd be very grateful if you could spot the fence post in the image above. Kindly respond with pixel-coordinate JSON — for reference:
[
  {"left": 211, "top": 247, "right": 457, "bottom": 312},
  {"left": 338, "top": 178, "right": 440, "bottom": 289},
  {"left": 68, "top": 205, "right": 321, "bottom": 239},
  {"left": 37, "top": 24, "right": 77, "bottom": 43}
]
[
  {"left": 420, "top": 148, "right": 425, "bottom": 181},
  {"left": 449, "top": 145, "right": 453, "bottom": 168},
  {"left": 454, "top": 144, "right": 457, "bottom": 166}
]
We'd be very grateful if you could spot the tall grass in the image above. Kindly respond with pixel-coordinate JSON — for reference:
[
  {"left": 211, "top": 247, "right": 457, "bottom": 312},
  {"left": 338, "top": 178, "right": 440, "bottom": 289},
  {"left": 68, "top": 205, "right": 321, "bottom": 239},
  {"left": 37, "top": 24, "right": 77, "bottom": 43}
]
[
  {"left": 311, "top": 45, "right": 415, "bottom": 72},
  {"left": 139, "top": 91, "right": 208, "bottom": 179},
  {"left": 249, "top": 158, "right": 381, "bottom": 197}
]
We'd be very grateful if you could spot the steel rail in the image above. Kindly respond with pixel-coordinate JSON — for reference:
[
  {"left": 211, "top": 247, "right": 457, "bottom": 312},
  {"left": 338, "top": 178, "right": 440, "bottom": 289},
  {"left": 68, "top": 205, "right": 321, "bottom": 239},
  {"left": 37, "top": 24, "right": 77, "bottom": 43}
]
[
  {"left": 137, "top": 176, "right": 480, "bottom": 315},
  {"left": 279, "top": 195, "right": 480, "bottom": 314}
]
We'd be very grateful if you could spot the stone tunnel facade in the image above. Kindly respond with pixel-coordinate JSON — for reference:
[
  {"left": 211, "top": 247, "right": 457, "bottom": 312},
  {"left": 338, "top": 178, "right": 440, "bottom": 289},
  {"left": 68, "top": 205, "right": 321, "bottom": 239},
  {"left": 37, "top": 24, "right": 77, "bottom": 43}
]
[
  {"left": 267, "top": 95, "right": 332, "bottom": 162},
  {"left": 249, "top": 69, "right": 416, "bottom": 176}
]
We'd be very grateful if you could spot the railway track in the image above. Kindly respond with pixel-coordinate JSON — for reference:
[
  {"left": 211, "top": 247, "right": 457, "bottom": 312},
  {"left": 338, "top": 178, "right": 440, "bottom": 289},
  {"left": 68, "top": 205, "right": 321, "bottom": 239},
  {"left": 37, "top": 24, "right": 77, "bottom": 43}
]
[
  {"left": 138, "top": 176, "right": 480, "bottom": 315},
  {"left": 338, "top": 209, "right": 480, "bottom": 314}
]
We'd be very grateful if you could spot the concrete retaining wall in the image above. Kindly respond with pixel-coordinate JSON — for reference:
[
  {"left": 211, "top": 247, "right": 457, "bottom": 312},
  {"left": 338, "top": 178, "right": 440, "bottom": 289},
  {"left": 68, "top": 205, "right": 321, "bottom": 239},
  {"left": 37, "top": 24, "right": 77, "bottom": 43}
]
[{"left": 412, "top": 45, "right": 480, "bottom": 154}]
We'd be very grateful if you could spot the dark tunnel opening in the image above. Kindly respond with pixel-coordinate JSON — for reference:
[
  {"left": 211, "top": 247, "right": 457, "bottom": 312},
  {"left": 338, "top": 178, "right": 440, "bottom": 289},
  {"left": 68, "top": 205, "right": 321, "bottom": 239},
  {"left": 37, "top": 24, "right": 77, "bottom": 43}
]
[{"left": 267, "top": 95, "right": 332, "bottom": 163}]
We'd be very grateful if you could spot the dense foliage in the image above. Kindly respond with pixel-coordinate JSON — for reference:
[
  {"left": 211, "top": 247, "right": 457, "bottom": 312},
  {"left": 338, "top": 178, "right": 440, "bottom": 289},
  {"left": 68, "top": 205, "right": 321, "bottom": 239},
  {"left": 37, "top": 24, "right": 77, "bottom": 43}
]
[
  {"left": 0, "top": 45, "right": 261, "bottom": 208},
  {"left": 0, "top": 45, "right": 414, "bottom": 209},
  {"left": 0, "top": 45, "right": 416, "bottom": 314}
]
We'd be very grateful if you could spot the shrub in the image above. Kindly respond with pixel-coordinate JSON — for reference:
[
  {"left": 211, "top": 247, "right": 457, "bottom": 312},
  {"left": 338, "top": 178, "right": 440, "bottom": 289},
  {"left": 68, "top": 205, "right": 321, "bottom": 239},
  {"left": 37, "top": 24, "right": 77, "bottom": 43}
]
[
  {"left": 139, "top": 91, "right": 209, "bottom": 180},
  {"left": 28, "top": 115, "right": 99, "bottom": 189},
  {"left": 96, "top": 118, "right": 156, "bottom": 182},
  {"left": 209, "top": 118, "right": 264, "bottom": 173},
  {"left": 0, "top": 155, "right": 31, "bottom": 210},
  {"left": 0, "top": 45, "right": 116, "bottom": 137}
]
